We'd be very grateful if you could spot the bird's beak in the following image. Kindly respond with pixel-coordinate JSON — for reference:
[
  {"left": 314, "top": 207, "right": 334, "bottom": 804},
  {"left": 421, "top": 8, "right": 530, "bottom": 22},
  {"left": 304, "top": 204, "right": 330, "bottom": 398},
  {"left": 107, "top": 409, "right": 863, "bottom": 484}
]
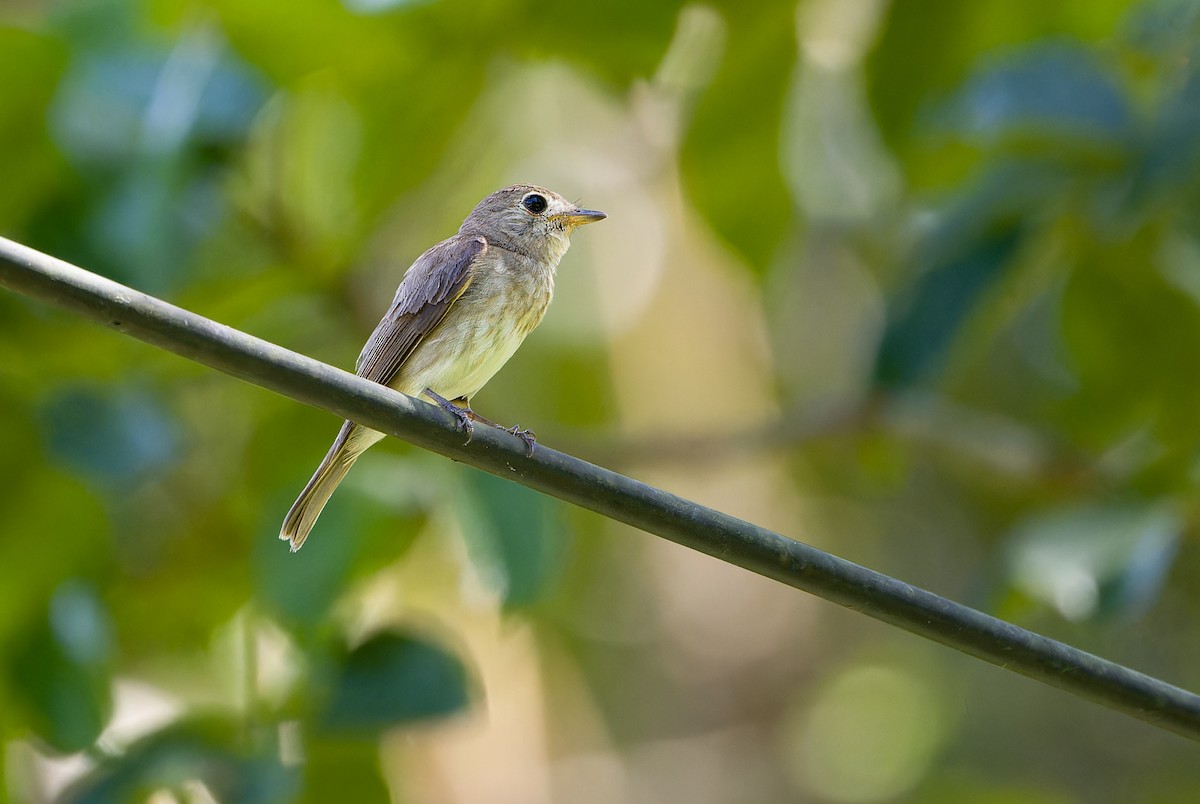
[{"left": 556, "top": 208, "right": 607, "bottom": 227}]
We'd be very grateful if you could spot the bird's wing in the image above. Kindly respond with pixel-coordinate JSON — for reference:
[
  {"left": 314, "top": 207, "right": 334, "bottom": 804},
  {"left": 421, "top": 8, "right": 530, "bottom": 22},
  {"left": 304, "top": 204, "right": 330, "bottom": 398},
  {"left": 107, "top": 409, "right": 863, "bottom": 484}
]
[{"left": 354, "top": 234, "right": 486, "bottom": 386}]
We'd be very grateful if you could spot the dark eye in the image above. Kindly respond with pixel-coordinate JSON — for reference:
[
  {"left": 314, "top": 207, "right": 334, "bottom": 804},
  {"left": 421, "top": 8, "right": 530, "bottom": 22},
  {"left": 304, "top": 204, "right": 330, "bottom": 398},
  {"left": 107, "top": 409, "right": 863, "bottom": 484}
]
[{"left": 522, "top": 193, "right": 548, "bottom": 214}]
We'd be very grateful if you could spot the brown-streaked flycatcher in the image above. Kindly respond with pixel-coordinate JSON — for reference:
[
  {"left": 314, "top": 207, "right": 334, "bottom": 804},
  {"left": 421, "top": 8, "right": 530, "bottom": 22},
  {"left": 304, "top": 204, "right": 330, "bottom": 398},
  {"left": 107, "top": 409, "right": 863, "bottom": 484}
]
[{"left": 280, "top": 185, "right": 605, "bottom": 551}]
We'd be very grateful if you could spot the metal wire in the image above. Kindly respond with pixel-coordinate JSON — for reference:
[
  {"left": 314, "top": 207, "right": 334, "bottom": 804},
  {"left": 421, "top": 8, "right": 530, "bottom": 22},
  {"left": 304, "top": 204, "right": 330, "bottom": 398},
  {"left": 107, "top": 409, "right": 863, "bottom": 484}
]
[{"left": 2, "top": 234, "right": 1198, "bottom": 740}]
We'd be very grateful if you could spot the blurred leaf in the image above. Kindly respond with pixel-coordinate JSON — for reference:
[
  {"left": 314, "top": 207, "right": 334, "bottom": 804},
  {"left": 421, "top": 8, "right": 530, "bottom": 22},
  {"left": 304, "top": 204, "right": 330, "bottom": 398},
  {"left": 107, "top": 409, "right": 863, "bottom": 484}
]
[
  {"left": 255, "top": 495, "right": 362, "bottom": 630},
  {"left": 320, "top": 630, "right": 471, "bottom": 733},
  {"left": 514, "top": 0, "right": 688, "bottom": 87},
  {"left": 232, "top": 83, "right": 364, "bottom": 275},
  {"left": 462, "top": 468, "right": 570, "bottom": 610},
  {"left": 49, "top": 10, "right": 265, "bottom": 168},
  {"left": 255, "top": 471, "right": 424, "bottom": 631},
  {"left": 937, "top": 44, "right": 1133, "bottom": 152},
  {"left": 7, "top": 581, "right": 113, "bottom": 753},
  {"left": 866, "top": 0, "right": 1133, "bottom": 184},
  {"left": 46, "top": 0, "right": 141, "bottom": 52},
  {"left": 1123, "top": 0, "right": 1200, "bottom": 58},
  {"left": 210, "top": 0, "right": 490, "bottom": 221},
  {"left": 63, "top": 718, "right": 297, "bottom": 804},
  {"left": 0, "top": 26, "right": 68, "bottom": 231},
  {"left": 298, "top": 738, "right": 390, "bottom": 804},
  {"left": 1059, "top": 230, "right": 1200, "bottom": 474},
  {"left": 917, "top": 777, "right": 1078, "bottom": 804},
  {"left": 38, "top": 8, "right": 267, "bottom": 293},
  {"left": 487, "top": 343, "right": 617, "bottom": 431},
  {"left": 681, "top": 3, "right": 795, "bottom": 272},
  {"left": 39, "top": 385, "right": 179, "bottom": 493},
  {"left": 1137, "top": 65, "right": 1200, "bottom": 199},
  {"left": 0, "top": 468, "right": 106, "bottom": 656},
  {"left": 873, "top": 224, "right": 1021, "bottom": 388},
  {"left": 873, "top": 161, "right": 1050, "bottom": 388},
  {"left": 1004, "top": 501, "right": 1181, "bottom": 621}
]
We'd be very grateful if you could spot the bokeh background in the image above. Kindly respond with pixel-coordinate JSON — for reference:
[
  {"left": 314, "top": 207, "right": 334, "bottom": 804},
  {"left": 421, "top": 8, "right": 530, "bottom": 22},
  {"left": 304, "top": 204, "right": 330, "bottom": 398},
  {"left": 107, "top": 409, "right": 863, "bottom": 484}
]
[{"left": 2, "top": 0, "right": 1200, "bottom": 800}]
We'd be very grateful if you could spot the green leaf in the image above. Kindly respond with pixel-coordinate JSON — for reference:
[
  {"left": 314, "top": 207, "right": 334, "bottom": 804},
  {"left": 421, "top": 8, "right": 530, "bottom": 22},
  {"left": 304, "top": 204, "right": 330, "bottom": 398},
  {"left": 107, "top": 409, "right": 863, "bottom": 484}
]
[
  {"left": 7, "top": 581, "right": 113, "bottom": 754},
  {"left": 937, "top": 44, "right": 1132, "bottom": 152},
  {"left": 0, "top": 443, "right": 107, "bottom": 653},
  {"left": 874, "top": 225, "right": 1021, "bottom": 388},
  {"left": 680, "top": 3, "right": 796, "bottom": 273},
  {"left": 62, "top": 718, "right": 297, "bottom": 804},
  {"left": 255, "top": 482, "right": 368, "bottom": 630},
  {"left": 255, "top": 466, "right": 425, "bottom": 631},
  {"left": 0, "top": 27, "right": 68, "bottom": 231},
  {"left": 511, "top": 0, "right": 686, "bottom": 87},
  {"left": 462, "top": 468, "right": 569, "bottom": 610},
  {"left": 320, "top": 630, "right": 471, "bottom": 734},
  {"left": 866, "top": 0, "right": 1133, "bottom": 184},
  {"left": 873, "top": 163, "right": 1049, "bottom": 388},
  {"left": 40, "top": 385, "right": 179, "bottom": 493},
  {"left": 1058, "top": 230, "right": 1200, "bottom": 474},
  {"left": 40, "top": 9, "right": 268, "bottom": 294},
  {"left": 1123, "top": 0, "right": 1200, "bottom": 59},
  {"left": 1137, "top": 66, "right": 1200, "bottom": 199},
  {"left": 1004, "top": 501, "right": 1182, "bottom": 621}
]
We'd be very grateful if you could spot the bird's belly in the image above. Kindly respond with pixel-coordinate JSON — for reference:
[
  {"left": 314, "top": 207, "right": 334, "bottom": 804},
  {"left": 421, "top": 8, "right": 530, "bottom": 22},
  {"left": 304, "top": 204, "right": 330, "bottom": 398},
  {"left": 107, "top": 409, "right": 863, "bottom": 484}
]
[{"left": 392, "top": 288, "right": 547, "bottom": 402}]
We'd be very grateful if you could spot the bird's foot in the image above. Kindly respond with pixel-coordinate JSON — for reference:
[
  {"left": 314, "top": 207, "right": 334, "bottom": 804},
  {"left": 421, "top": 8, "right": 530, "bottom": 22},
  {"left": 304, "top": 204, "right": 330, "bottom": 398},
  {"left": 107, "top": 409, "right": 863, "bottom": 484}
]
[
  {"left": 425, "top": 389, "right": 536, "bottom": 455},
  {"left": 507, "top": 425, "right": 537, "bottom": 457},
  {"left": 425, "top": 388, "right": 475, "bottom": 444}
]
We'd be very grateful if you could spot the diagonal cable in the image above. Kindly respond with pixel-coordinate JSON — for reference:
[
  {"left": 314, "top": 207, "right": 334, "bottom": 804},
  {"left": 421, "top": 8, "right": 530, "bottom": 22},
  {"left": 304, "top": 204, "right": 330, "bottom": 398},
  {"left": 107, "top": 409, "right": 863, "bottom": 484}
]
[{"left": 1, "top": 234, "right": 1198, "bottom": 740}]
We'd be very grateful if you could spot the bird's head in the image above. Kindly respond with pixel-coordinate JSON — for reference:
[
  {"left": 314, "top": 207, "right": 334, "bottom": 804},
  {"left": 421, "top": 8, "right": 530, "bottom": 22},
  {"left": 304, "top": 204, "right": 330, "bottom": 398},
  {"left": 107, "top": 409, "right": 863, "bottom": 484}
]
[{"left": 460, "top": 184, "right": 606, "bottom": 260}]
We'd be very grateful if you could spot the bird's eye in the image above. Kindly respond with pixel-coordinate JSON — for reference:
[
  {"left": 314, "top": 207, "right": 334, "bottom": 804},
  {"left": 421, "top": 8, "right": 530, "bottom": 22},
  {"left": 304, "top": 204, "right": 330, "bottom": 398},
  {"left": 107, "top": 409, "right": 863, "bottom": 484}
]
[{"left": 522, "top": 193, "right": 548, "bottom": 215}]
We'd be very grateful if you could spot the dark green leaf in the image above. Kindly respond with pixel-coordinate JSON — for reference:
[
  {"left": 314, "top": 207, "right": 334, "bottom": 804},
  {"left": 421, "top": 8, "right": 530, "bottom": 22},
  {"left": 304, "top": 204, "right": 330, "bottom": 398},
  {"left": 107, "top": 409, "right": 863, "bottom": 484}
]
[
  {"left": 937, "top": 45, "right": 1133, "bottom": 151},
  {"left": 255, "top": 467, "right": 424, "bottom": 630},
  {"left": 40, "top": 385, "right": 179, "bottom": 493},
  {"left": 7, "top": 582, "right": 112, "bottom": 753},
  {"left": 873, "top": 225, "right": 1021, "bottom": 388},
  {"left": 63, "top": 718, "right": 297, "bottom": 804},
  {"left": 1137, "top": 68, "right": 1200, "bottom": 197},
  {"left": 1123, "top": 0, "right": 1200, "bottom": 58},
  {"left": 1057, "top": 231, "right": 1200, "bottom": 479},
  {"left": 866, "top": 0, "right": 1132, "bottom": 182},
  {"left": 255, "top": 490, "right": 363, "bottom": 630},
  {"left": 463, "top": 468, "right": 569, "bottom": 610},
  {"left": 320, "top": 630, "right": 471, "bottom": 733},
  {"left": 873, "top": 162, "right": 1050, "bottom": 387}
]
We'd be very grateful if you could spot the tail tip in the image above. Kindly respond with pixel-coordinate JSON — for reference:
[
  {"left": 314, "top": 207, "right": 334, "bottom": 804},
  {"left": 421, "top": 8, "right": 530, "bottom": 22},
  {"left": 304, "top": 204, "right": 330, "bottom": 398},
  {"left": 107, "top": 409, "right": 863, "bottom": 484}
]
[{"left": 279, "top": 528, "right": 306, "bottom": 553}]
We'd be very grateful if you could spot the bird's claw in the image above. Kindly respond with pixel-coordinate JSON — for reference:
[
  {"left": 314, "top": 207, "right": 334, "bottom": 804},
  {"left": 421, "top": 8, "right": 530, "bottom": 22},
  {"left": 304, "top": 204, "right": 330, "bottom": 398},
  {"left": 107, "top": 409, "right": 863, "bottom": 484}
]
[
  {"left": 507, "top": 425, "right": 537, "bottom": 456},
  {"left": 426, "top": 387, "right": 475, "bottom": 444},
  {"left": 457, "top": 411, "right": 475, "bottom": 444}
]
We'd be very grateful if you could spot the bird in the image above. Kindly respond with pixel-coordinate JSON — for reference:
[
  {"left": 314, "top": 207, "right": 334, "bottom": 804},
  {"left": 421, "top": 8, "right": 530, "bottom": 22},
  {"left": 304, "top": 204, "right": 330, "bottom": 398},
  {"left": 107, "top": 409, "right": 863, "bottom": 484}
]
[{"left": 280, "top": 184, "right": 606, "bottom": 551}]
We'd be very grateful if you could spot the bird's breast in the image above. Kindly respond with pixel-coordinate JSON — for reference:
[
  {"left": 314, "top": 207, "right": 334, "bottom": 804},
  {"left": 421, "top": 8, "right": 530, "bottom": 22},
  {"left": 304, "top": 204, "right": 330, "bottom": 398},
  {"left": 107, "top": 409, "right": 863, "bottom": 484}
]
[{"left": 393, "top": 253, "right": 555, "bottom": 400}]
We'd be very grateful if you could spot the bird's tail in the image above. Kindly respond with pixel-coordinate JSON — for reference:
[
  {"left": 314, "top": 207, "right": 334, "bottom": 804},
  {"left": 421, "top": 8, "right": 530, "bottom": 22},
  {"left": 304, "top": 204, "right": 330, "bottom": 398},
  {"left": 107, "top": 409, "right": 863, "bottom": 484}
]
[{"left": 280, "top": 421, "right": 380, "bottom": 552}]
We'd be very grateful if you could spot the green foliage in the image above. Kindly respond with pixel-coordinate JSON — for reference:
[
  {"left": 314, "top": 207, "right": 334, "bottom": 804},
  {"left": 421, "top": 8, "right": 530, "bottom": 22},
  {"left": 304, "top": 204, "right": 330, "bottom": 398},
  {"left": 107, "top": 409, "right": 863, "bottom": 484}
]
[
  {"left": 318, "top": 630, "right": 470, "bottom": 733},
  {"left": 681, "top": 2, "right": 796, "bottom": 270},
  {"left": 63, "top": 718, "right": 297, "bottom": 803},
  {"left": 3, "top": 0, "right": 1200, "bottom": 799},
  {"left": 1003, "top": 501, "right": 1181, "bottom": 621},
  {"left": 7, "top": 583, "right": 113, "bottom": 754},
  {"left": 462, "top": 468, "right": 570, "bottom": 611}
]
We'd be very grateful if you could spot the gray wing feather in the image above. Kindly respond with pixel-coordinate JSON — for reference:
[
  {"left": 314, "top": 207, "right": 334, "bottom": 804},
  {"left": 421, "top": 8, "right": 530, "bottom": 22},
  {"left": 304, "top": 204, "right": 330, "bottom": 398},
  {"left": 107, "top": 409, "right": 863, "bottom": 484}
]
[{"left": 354, "top": 235, "right": 486, "bottom": 385}]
